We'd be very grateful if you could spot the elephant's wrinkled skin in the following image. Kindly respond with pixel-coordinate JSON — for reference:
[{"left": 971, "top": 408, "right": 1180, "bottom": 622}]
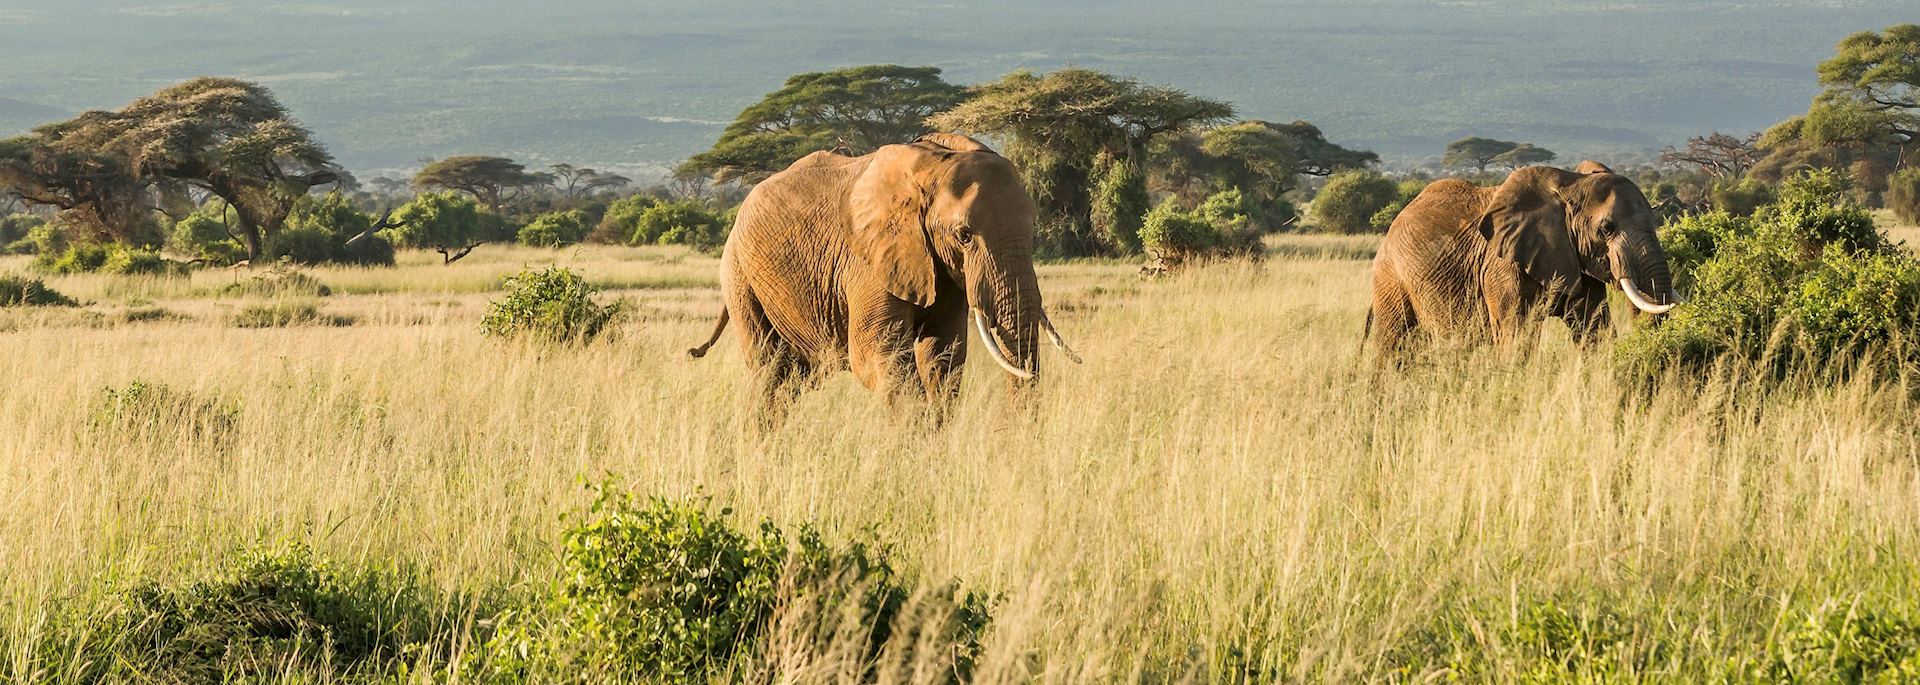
[
  {"left": 689, "top": 133, "right": 1073, "bottom": 413},
  {"left": 1366, "top": 161, "right": 1682, "bottom": 363}
]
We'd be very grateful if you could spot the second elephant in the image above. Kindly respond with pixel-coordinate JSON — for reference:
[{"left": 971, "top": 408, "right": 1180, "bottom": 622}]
[{"left": 1366, "top": 161, "right": 1682, "bottom": 361}]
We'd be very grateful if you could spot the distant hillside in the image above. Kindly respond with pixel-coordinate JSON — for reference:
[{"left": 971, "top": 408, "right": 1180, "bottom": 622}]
[{"left": 0, "top": 0, "right": 1912, "bottom": 173}]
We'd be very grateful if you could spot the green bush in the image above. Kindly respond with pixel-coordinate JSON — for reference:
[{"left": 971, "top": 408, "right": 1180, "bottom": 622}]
[
  {"left": 0, "top": 212, "right": 43, "bottom": 247},
  {"left": 90, "top": 380, "right": 239, "bottom": 440},
  {"left": 1617, "top": 170, "right": 1920, "bottom": 381},
  {"left": 169, "top": 212, "right": 248, "bottom": 265},
  {"left": 0, "top": 272, "right": 76, "bottom": 306},
  {"left": 518, "top": 209, "right": 593, "bottom": 248},
  {"left": 466, "top": 486, "right": 992, "bottom": 683},
  {"left": 36, "top": 243, "right": 189, "bottom": 276},
  {"left": 1367, "top": 179, "right": 1431, "bottom": 232},
  {"left": 1889, "top": 167, "right": 1920, "bottom": 226},
  {"left": 269, "top": 224, "right": 337, "bottom": 264},
  {"left": 27, "top": 544, "right": 449, "bottom": 683},
  {"left": 1312, "top": 170, "right": 1398, "bottom": 234},
  {"left": 387, "top": 191, "right": 484, "bottom": 252},
  {"left": 629, "top": 200, "right": 728, "bottom": 252},
  {"left": 592, "top": 194, "right": 659, "bottom": 244},
  {"left": 1710, "top": 176, "right": 1776, "bottom": 217},
  {"left": 480, "top": 266, "right": 622, "bottom": 343},
  {"left": 1139, "top": 197, "right": 1219, "bottom": 265},
  {"left": 1090, "top": 154, "right": 1149, "bottom": 254},
  {"left": 8, "top": 221, "right": 70, "bottom": 255},
  {"left": 230, "top": 301, "right": 352, "bottom": 328}
]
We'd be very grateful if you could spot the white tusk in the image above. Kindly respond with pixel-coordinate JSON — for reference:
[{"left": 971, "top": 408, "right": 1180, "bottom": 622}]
[
  {"left": 972, "top": 308, "right": 1033, "bottom": 380},
  {"left": 1618, "top": 278, "right": 1678, "bottom": 315},
  {"left": 1041, "top": 313, "right": 1082, "bottom": 364}
]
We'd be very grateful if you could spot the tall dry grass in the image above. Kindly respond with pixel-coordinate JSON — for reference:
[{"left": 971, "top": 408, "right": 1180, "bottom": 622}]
[{"left": 1, "top": 236, "right": 1916, "bottom": 681}]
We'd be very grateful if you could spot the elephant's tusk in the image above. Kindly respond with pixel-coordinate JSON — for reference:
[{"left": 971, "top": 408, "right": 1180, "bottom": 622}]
[
  {"left": 1619, "top": 278, "right": 1678, "bottom": 315},
  {"left": 972, "top": 308, "right": 1034, "bottom": 380},
  {"left": 1041, "top": 313, "right": 1082, "bottom": 364}
]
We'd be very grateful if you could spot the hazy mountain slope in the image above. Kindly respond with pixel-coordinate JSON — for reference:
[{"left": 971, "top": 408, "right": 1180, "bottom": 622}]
[{"left": 0, "top": 0, "right": 1910, "bottom": 170}]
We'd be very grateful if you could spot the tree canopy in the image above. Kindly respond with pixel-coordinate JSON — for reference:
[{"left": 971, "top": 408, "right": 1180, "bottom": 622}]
[
  {"left": 0, "top": 78, "right": 338, "bottom": 259},
  {"left": 929, "top": 68, "right": 1233, "bottom": 255},
  {"left": 1151, "top": 119, "right": 1373, "bottom": 230},
  {"left": 679, "top": 65, "right": 967, "bottom": 183},
  {"left": 1661, "top": 132, "right": 1763, "bottom": 178},
  {"left": 1442, "top": 137, "right": 1521, "bottom": 172},
  {"left": 1492, "top": 143, "right": 1556, "bottom": 169},
  {"left": 547, "top": 164, "right": 631, "bottom": 198},
  {"left": 413, "top": 156, "right": 550, "bottom": 216},
  {"left": 1754, "top": 24, "right": 1918, "bottom": 183}
]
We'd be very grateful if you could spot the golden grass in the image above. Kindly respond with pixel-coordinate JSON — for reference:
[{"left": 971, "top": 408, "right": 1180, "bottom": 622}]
[{"left": 2, "top": 235, "right": 1917, "bottom": 681}]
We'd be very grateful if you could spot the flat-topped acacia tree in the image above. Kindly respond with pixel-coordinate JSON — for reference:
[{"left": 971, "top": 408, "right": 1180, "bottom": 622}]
[{"left": 0, "top": 78, "right": 340, "bottom": 260}]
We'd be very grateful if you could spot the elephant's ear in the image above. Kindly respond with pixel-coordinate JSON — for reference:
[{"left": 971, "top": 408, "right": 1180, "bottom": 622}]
[
  {"left": 849, "top": 145, "right": 939, "bottom": 307},
  {"left": 1477, "top": 172, "right": 1584, "bottom": 294}
]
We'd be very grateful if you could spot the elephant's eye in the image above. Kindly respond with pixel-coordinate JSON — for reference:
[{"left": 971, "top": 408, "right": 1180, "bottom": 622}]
[
  {"left": 955, "top": 228, "right": 974, "bottom": 246},
  {"left": 1597, "top": 219, "right": 1618, "bottom": 237}
]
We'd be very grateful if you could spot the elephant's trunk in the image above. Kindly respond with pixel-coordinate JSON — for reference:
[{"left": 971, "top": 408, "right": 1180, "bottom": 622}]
[
  {"left": 972, "top": 259, "right": 1045, "bottom": 382},
  {"left": 1611, "top": 234, "right": 1682, "bottom": 314}
]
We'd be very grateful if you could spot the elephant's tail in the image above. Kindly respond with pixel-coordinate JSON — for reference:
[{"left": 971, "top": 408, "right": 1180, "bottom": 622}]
[
  {"left": 1355, "top": 307, "right": 1374, "bottom": 363},
  {"left": 687, "top": 306, "right": 730, "bottom": 359}
]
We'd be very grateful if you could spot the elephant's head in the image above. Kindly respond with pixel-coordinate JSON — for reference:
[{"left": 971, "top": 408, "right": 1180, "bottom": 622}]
[
  {"left": 849, "top": 133, "right": 1076, "bottom": 381},
  {"left": 1477, "top": 161, "right": 1682, "bottom": 315}
]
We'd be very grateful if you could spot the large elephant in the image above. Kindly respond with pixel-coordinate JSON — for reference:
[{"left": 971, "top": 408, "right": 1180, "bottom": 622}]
[
  {"left": 688, "top": 133, "right": 1077, "bottom": 412},
  {"left": 1365, "top": 161, "right": 1682, "bottom": 361}
]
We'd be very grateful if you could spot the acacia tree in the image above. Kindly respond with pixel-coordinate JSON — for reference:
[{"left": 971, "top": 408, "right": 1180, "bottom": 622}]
[
  {"left": 1442, "top": 137, "right": 1521, "bottom": 173},
  {"left": 1757, "top": 24, "right": 1919, "bottom": 181},
  {"left": 1492, "top": 143, "right": 1556, "bottom": 169},
  {"left": 1661, "top": 132, "right": 1763, "bottom": 178},
  {"left": 929, "top": 69, "right": 1233, "bottom": 256},
  {"left": 1152, "top": 119, "right": 1376, "bottom": 224},
  {"left": 548, "top": 164, "right": 631, "bottom": 198},
  {"left": 680, "top": 65, "right": 967, "bottom": 183},
  {"left": 0, "top": 78, "right": 339, "bottom": 258},
  {"left": 414, "top": 155, "right": 550, "bottom": 216}
]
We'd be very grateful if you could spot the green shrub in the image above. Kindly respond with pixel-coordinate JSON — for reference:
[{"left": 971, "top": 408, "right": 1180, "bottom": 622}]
[
  {"left": 0, "top": 272, "right": 76, "bottom": 306},
  {"left": 1139, "top": 198, "right": 1219, "bottom": 266},
  {"left": 466, "top": 486, "right": 992, "bottom": 683},
  {"left": 518, "top": 209, "right": 593, "bottom": 248},
  {"left": 1616, "top": 171, "right": 1920, "bottom": 381},
  {"left": 28, "top": 544, "right": 449, "bottom": 683},
  {"left": 222, "top": 264, "right": 332, "bottom": 298},
  {"left": 1710, "top": 176, "right": 1775, "bottom": 217},
  {"left": 592, "top": 194, "right": 660, "bottom": 244},
  {"left": 387, "top": 191, "right": 484, "bottom": 252},
  {"left": 268, "top": 224, "right": 337, "bottom": 264},
  {"left": 1367, "top": 179, "right": 1430, "bottom": 232},
  {"left": 1764, "top": 601, "right": 1920, "bottom": 682},
  {"left": 36, "top": 243, "right": 189, "bottom": 276},
  {"left": 90, "top": 380, "right": 238, "bottom": 440},
  {"left": 0, "top": 212, "right": 43, "bottom": 247},
  {"left": 8, "top": 221, "right": 70, "bottom": 255},
  {"left": 168, "top": 212, "right": 248, "bottom": 265},
  {"left": 230, "top": 301, "right": 352, "bottom": 328},
  {"left": 480, "top": 266, "right": 622, "bottom": 343},
  {"left": 1312, "top": 170, "right": 1398, "bottom": 234},
  {"left": 1090, "top": 153, "right": 1149, "bottom": 254},
  {"left": 1889, "top": 167, "right": 1920, "bottom": 226},
  {"left": 629, "top": 200, "right": 728, "bottom": 252}
]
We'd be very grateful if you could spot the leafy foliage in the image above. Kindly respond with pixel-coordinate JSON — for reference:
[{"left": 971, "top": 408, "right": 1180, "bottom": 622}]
[
  {"left": 386, "top": 191, "right": 484, "bottom": 252},
  {"left": 1617, "top": 170, "right": 1917, "bottom": 381},
  {"left": 168, "top": 209, "right": 248, "bottom": 265},
  {"left": 627, "top": 200, "right": 729, "bottom": 252},
  {"left": 0, "top": 272, "right": 75, "bottom": 307},
  {"left": 1443, "top": 137, "right": 1520, "bottom": 172},
  {"left": 280, "top": 192, "right": 395, "bottom": 266},
  {"left": 1711, "top": 177, "right": 1777, "bottom": 217},
  {"left": 592, "top": 194, "right": 659, "bottom": 244},
  {"left": 36, "top": 242, "right": 188, "bottom": 276},
  {"left": 480, "top": 266, "right": 622, "bottom": 343},
  {"left": 413, "top": 155, "right": 549, "bottom": 215},
  {"left": 1888, "top": 167, "right": 1920, "bottom": 226},
  {"left": 1090, "top": 152, "right": 1149, "bottom": 254},
  {"left": 681, "top": 65, "right": 966, "bottom": 183},
  {"left": 1151, "top": 119, "right": 1372, "bottom": 230},
  {"left": 518, "top": 209, "right": 593, "bottom": 248},
  {"left": 26, "top": 543, "right": 447, "bottom": 684},
  {"left": 929, "top": 68, "right": 1233, "bottom": 257},
  {"left": 466, "top": 486, "right": 993, "bottom": 683},
  {"left": 1311, "top": 170, "right": 1398, "bottom": 234}
]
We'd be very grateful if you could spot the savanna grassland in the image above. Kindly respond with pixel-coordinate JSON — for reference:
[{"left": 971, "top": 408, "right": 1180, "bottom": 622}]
[{"left": 4, "top": 221, "right": 1920, "bottom": 682}]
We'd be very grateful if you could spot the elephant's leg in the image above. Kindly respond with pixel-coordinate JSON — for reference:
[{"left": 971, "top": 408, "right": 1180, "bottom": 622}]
[
  {"left": 1369, "top": 268, "right": 1417, "bottom": 368},
  {"left": 913, "top": 315, "right": 968, "bottom": 413},
  {"left": 1560, "top": 283, "right": 1611, "bottom": 347},
  {"left": 846, "top": 296, "right": 917, "bottom": 401},
  {"left": 731, "top": 289, "right": 814, "bottom": 423},
  {"left": 1483, "top": 263, "right": 1539, "bottom": 355}
]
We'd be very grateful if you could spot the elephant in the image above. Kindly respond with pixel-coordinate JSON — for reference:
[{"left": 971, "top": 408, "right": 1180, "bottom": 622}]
[
  {"left": 1364, "top": 161, "right": 1683, "bottom": 362},
  {"left": 687, "top": 133, "right": 1078, "bottom": 414}
]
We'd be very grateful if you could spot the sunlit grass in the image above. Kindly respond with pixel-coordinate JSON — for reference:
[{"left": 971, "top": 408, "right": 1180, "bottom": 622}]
[{"left": 2, "top": 238, "right": 1917, "bottom": 681}]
